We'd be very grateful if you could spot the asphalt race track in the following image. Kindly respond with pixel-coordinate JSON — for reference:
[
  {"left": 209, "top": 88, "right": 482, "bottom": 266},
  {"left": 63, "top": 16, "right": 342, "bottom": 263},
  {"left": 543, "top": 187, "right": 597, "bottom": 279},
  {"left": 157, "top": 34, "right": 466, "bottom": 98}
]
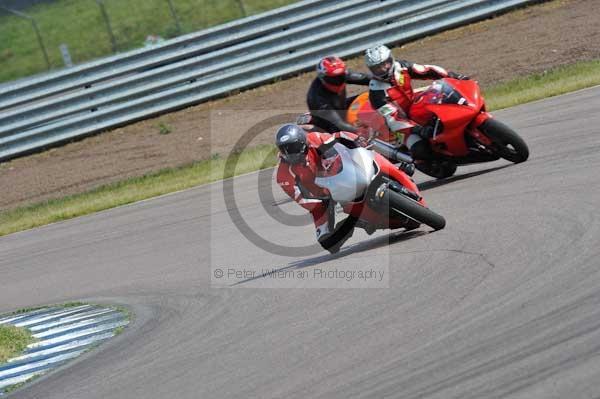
[{"left": 1, "top": 86, "right": 600, "bottom": 398}]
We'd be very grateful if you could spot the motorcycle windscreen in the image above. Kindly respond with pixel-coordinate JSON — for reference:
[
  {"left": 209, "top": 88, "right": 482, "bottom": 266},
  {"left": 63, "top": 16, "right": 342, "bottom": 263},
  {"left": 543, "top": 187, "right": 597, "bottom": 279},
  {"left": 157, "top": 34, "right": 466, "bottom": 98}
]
[
  {"left": 420, "top": 80, "right": 469, "bottom": 106},
  {"left": 314, "top": 144, "right": 376, "bottom": 203}
]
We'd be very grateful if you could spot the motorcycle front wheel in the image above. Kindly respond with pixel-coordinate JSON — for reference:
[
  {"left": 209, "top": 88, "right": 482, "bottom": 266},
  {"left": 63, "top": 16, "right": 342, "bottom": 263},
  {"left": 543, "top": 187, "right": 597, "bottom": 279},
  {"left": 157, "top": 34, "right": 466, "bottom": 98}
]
[
  {"left": 480, "top": 119, "right": 529, "bottom": 163},
  {"left": 383, "top": 188, "right": 446, "bottom": 231}
]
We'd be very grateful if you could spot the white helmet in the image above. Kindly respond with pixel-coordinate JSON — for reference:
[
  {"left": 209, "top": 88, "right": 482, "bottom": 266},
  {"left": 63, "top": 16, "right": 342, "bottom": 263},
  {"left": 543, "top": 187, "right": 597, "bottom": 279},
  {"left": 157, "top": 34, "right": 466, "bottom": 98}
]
[{"left": 365, "top": 44, "right": 394, "bottom": 80}]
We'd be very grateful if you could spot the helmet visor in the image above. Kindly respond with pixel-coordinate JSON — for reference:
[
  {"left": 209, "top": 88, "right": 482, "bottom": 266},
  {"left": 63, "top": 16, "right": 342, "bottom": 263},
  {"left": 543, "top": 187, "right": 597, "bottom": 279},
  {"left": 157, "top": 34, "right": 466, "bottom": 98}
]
[
  {"left": 281, "top": 141, "right": 307, "bottom": 164},
  {"left": 369, "top": 58, "right": 393, "bottom": 78},
  {"left": 323, "top": 74, "right": 346, "bottom": 86}
]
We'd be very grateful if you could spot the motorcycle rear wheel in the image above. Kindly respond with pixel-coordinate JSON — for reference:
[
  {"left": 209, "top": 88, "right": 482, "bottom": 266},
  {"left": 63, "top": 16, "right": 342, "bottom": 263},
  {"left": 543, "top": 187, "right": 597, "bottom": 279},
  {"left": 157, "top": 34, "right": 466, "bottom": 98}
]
[
  {"left": 480, "top": 119, "right": 529, "bottom": 163},
  {"left": 385, "top": 189, "right": 446, "bottom": 231}
]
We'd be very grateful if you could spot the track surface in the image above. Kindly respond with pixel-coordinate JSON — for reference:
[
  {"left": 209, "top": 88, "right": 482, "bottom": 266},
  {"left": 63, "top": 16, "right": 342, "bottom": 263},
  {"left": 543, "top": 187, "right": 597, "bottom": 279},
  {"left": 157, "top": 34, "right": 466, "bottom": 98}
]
[{"left": 1, "top": 87, "right": 600, "bottom": 398}]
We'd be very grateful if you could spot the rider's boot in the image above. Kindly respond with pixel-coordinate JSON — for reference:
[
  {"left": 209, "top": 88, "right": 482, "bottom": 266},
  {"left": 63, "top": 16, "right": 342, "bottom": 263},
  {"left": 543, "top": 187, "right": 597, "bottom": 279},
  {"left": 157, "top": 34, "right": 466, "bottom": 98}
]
[
  {"left": 356, "top": 220, "right": 376, "bottom": 235},
  {"left": 409, "top": 139, "right": 434, "bottom": 162}
]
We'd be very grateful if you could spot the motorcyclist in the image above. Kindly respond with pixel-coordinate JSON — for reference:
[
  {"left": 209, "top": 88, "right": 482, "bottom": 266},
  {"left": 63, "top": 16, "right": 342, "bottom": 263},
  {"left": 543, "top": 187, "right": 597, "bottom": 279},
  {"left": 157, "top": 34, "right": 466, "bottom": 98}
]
[
  {"left": 365, "top": 44, "right": 469, "bottom": 160},
  {"left": 307, "top": 56, "right": 371, "bottom": 134},
  {"left": 275, "top": 123, "right": 362, "bottom": 254}
]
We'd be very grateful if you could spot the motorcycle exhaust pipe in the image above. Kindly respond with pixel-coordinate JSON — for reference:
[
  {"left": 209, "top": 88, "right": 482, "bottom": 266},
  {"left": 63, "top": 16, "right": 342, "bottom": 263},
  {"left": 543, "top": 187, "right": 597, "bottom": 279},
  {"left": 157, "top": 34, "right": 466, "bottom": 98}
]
[{"left": 370, "top": 139, "right": 414, "bottom": 164}]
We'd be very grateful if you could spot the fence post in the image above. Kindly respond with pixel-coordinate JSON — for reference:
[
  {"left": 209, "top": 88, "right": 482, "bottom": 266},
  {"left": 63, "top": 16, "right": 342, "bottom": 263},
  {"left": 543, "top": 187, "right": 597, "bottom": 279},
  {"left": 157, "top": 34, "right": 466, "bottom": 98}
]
[
  {"left": 31, "top": 18, "right": 51, "bottom": 69},
  {"left": 166, "top": 0, "right": 182, "bottom": 35},
  {"left": 95, "top": 0, "right": 117, "bottom": 52},
  {"left": 234, "top": 0, "right": 247, "bottom": 17},
  {"left": 0, "top": 6, "right": 51, "bottom": 70}
]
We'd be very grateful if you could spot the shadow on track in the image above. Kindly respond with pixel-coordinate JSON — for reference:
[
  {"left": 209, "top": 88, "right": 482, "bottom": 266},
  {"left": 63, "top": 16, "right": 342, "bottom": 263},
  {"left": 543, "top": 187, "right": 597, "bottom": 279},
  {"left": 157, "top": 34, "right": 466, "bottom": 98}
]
[
  {"left": 242, "top": 164, "right": 511, "bottom": 286},
  {"left": 271, "top": 164, "right": 512, "bottom": 207},
  {"left": 418, "top": 164, "right": 512, "bottom": 192},
  {"left": 233, "top": 229, "right": 429, "bottom": 286},
  {"left": 290, "top": 230, "right": 429, "bottom": 269}
]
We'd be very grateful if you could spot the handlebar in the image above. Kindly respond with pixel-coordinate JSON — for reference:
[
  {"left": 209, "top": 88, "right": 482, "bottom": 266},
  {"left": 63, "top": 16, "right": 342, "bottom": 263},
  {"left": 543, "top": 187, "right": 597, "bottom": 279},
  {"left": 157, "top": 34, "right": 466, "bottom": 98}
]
[{"left": 369, "top": 139, "right": 414, "bottom": 164}]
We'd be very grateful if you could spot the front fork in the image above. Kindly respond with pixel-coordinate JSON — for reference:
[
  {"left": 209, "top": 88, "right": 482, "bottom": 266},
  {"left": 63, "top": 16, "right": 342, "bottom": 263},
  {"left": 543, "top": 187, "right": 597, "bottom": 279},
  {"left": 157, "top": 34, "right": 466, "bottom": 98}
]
[
  {"left": 372, "top": 179, "right": 422, "bottom": 205},
  {"left": 467, "top": 111, "right": 494, "bottom": 146}
]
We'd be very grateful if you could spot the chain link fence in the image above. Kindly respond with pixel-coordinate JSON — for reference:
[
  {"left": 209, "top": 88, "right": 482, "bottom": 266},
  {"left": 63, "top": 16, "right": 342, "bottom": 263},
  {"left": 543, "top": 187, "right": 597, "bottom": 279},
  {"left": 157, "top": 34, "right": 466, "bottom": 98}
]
[{"left": 0, "top": 0, "right": 296, "bottom": 83}]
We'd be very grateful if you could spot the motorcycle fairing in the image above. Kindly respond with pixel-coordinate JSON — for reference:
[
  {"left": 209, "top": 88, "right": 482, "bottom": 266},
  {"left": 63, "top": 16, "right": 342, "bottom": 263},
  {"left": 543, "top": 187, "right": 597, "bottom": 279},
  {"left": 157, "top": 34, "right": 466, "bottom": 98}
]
[{"left": 314, "top": 144, "right": 376, "bottom": 203}]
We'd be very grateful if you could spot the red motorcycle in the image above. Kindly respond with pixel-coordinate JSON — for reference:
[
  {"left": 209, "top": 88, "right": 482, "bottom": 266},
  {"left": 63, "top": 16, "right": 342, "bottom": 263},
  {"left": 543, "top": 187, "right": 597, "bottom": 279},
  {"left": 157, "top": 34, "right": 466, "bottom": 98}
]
[
  {"left": 311, "top": 142, "right": 445, "bottom": 236},
  {"left": 346, "top": 78, "right": 529, "bottom": 178}
]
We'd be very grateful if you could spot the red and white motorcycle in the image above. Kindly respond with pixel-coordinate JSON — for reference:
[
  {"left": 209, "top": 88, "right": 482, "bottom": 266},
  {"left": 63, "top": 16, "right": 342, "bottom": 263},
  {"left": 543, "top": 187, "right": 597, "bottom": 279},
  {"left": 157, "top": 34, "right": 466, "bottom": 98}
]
[{"left": 312, "top": 142, "right": 446, "bottom": 235}]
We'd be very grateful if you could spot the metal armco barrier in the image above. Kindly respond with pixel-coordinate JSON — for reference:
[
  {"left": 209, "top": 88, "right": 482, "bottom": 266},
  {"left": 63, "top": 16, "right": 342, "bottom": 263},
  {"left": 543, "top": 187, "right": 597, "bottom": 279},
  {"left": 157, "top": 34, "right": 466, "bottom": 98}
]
[{"left": 0, "top": 0, "right": 541, "bottom": 161}]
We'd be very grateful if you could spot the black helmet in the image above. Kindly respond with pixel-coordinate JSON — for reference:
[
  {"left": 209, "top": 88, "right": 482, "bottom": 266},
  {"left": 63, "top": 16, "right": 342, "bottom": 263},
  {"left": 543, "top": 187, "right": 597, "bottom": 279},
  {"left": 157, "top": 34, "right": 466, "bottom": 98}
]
[{"left": 276, "top": 124, "right": 308, "bottom": 164}]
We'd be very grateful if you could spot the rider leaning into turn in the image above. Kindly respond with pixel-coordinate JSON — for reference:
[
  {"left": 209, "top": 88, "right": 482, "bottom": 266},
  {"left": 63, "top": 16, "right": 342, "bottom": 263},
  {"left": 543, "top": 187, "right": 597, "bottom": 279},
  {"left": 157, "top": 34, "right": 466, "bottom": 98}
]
[
  {"left": 365, "top": 44, "right": 469, "bottom": 161},
  {"left": 275, "top": 123, "right": 362, "bottom": 254},
  {"left": 307, "top": 56, "right": 371, "bottom": 134}
]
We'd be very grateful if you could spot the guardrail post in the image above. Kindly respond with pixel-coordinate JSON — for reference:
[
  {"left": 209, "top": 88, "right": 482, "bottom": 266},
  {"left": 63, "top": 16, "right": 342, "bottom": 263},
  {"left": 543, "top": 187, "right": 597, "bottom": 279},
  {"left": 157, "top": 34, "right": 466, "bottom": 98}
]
[
  {"left": 0, "top": 6, "right": 51, "bottom": 70},
  {"left": 95, "top": 0, "right": 117, "bottom": 53},
  {"left": 166, "top": 0, "right": 182, "bottom": 35}
]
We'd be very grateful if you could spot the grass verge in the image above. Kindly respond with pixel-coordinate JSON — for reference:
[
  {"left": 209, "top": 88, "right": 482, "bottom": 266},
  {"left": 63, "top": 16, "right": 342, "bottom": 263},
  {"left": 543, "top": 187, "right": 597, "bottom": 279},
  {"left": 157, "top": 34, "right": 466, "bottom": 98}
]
[
  {"left": 1, "top": 60, "right": 600, "bottom": 236},
  {"left": 484, "top": 60, "right": 600, "bottom": 110},
  {"left": 0, "top": 324, "right": 35, "bottom": 364},
  {"left": 0, "top": 0, "right": 296, "bottom": 83},
  {"left": 0, "top": 145, "right": 277, "bottom": 236}
]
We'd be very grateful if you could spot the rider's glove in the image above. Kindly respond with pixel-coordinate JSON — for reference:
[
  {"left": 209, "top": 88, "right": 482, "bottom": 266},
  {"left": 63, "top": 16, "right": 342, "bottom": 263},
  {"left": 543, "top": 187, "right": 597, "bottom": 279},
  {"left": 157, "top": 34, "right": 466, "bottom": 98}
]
[
  {"left": 355, "top": 136, "right": 369, "bottom": 148},
  {"left": 355, "top": 126, "right": 377, "bottom": 147},
  {"left": 296, "top": 112, "right": 313, "bottom": 125},
  {"left": 448, "top": 71, "right": 470, "bottom": 80}
]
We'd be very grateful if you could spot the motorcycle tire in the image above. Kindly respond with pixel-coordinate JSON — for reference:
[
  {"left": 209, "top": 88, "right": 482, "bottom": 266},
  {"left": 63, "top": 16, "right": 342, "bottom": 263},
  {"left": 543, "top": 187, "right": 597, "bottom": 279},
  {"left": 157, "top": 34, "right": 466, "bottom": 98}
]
[
  {"left": 415, "top": 161, "right": 457, "bottom": 179},
  {"left": 480, "top": 119, "right": 529, "bottom": 163},
  {"left": 384, "top": 188, "right": 446, "bottom": 231}
]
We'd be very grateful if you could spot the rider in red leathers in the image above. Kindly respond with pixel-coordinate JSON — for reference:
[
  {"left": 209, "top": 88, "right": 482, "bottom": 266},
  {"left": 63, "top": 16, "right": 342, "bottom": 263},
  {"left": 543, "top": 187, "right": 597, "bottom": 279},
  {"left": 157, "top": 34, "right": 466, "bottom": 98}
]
[
  {"left": 275, "top": 124, "right": 362, "bottom": 254},
  {"left": 365, "top": 44, "right": 469, "bottom": 160}
]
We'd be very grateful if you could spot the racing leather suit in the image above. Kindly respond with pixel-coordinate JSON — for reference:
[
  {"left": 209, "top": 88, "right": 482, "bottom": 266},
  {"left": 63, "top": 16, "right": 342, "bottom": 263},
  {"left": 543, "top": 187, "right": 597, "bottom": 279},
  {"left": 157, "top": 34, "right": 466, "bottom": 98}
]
[
  {"left": 368, "top": 60, "right": 450, "bottom": 157},
  {"left": 276, "top": 131, "right": 361, "bottom": 253},
  {"left": 307, "top": 70, "right": 370, "bottom": 134}
]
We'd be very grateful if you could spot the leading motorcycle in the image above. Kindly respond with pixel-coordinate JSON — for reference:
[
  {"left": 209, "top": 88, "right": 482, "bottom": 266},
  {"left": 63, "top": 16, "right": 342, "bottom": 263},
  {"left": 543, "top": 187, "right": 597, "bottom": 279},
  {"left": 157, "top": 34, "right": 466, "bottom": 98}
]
[{"left": 346, "top": 78, "right": 529, "bottom": 179}]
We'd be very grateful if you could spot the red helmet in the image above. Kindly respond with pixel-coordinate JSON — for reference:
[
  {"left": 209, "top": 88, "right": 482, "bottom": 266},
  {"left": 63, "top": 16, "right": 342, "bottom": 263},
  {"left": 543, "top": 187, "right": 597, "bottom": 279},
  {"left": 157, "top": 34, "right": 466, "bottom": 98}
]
[{"left": 316, "top": 56, "right": 347, "bottom": 94}]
